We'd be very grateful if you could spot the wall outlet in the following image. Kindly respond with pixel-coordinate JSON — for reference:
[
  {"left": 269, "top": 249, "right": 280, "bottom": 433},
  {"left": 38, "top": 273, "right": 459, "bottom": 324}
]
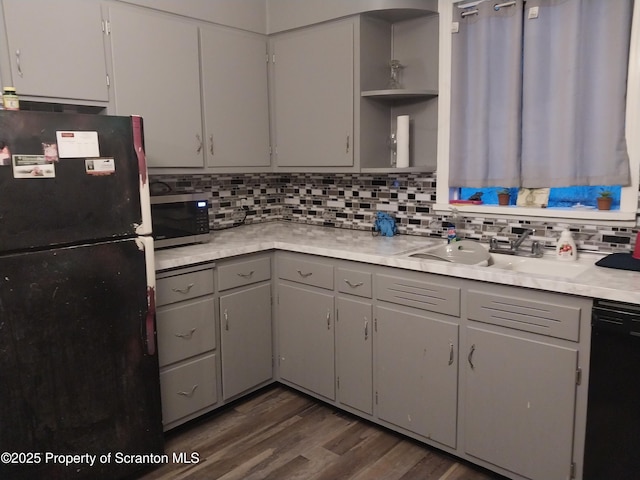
[{"left": 239, "top": 198, "right": 250, "bottom": 207}]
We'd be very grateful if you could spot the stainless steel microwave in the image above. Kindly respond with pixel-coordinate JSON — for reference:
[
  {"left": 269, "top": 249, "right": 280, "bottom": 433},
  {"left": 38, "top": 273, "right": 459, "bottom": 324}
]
[{"left": 150, "top": 193, "right": 211, "bottom": 249}]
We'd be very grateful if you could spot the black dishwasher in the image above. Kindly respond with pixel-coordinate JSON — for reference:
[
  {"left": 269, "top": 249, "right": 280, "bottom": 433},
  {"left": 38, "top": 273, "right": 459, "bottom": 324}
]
[{"left": 584, "top": 299, "right": 640, "bottom": 480}]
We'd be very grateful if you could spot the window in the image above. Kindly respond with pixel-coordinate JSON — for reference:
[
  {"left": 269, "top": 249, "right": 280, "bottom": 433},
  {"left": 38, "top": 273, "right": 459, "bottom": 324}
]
[{"left": 435, "top": 0, "right": 640, "bottom": 224}]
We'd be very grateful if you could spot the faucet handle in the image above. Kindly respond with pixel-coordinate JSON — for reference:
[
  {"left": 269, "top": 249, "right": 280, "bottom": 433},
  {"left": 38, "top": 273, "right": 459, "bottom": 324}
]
[{"left": 531, "top": 240, "right": 543, "bottom": 257}]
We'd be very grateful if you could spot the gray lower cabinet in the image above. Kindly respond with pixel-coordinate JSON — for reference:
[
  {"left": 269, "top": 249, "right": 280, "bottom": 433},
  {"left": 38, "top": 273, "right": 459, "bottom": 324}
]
[
  {"left": 156, "top": 250, "right": 592, "bottom": 480},
  {"left": 220, "top": 283, "right": 273, "bottom": 400},
  {"left": 1, "top": 0, "right": 109, "bottom": 102},
  {"left": 462, "top": 286, "right": 589, "bottom": 480},
  {"left": 336, "top": 296, "right": 373, "bottom": 415},
  {"left": 156, "top": 265, "right": 218, "bottom": 430},
  {"left": 375, "top": 305, "right": 459, "bottom": 449},
  {"left": 217, "top": 254, "right": 273, "bottom": 401},
  {"left": 277, "top": 282, "right": 335, "bottom": 400},
  {"left": 464, "top": 327, "right": 578, "bottom": 480}
]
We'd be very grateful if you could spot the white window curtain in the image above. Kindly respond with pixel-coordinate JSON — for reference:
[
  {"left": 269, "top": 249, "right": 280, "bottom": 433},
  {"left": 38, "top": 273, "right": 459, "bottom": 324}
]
[
  {"left": 449, "top": 0, "right": 524, "bottom": 188},
  {"left": 521, "top": 0, "right": 633, "bottom": 187},
  {"left": 450, "top": 0, "right": 633, "bottom": 188}
]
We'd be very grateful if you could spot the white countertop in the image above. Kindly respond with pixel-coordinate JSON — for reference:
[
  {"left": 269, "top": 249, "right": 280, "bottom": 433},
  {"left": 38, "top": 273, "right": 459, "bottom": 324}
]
[{"left": 155, "top": 222, "right": 640, "bottom": 304}]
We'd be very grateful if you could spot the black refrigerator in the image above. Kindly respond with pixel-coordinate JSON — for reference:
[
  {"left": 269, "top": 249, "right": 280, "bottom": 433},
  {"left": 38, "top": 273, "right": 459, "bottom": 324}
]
[{"left": 0, "top": 110, "right": 163, "bottom": 480}]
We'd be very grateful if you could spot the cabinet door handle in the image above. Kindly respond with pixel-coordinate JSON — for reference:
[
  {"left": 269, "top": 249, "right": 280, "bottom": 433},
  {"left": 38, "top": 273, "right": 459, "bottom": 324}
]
[
  {"left": 344, "top": 279, "right": 363, "bottom": 288},
  {"left": 346, "top": 134, "right": 350, "bottom": 153},
  {"left": 16, "top": 49, "right": 23, "bottom": 77},
  {"left": 326, "top": 310, "right": 331, "bottom": 329},
  {"left": 448, "top": 342, "right": 454, "bottom": 366},
  {"left": 364, "top": 318, "right": 369, "bottom": 340},
  {"left": 209, "top": 134, "right": 214, "bottom": 155},
  {"left": 175, "top": 328, "right": 196, "bottom": 339},
  {"left": 297, "top": 270, "right": 313, "bottom": 278},
  {"left": 196, "top": 134, "right": 203, "bottom": 153},
  {"left": 468, "top": 344, "right": 476, "bottom": 370},
  {"left": 172, "top": 283, "right": 194, "bottom": 294},
  {"left": 237, "top": 270, "right": 254, "bottom": 279},
  {"left": 177, "top": 385, "right": 198, "bottom": 398},
  {"left": 224, "top": 309, "right": 229, "bottom": 331}
]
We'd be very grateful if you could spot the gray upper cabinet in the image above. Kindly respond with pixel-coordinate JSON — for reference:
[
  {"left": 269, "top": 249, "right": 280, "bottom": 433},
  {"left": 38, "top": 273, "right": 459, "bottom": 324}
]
[
  {"left": 108, "top": 4, "right": 204, "bottom": 168},
  {"left": 1, "top": 0, "right": 108, "bottom": 102},
  {"left": 271, "top": 19, "right": 354, "bottom": 169},
  {"left": 200, "top": 26, "right": 270, "bottom": 168}
]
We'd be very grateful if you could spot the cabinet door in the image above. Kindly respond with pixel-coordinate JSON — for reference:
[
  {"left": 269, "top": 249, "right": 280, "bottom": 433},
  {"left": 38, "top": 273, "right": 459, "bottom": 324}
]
[
  {"left": 2, "top": 0, "right": 108, "bottom": 101},
  {"left": 220, "top": 283, "right": 273, "bottom": 400},
  {"left": 108, "top": 5, "right": 203, "bottom": 167},
  {"left": 376, "top": 306, "right": 458, "bottom": 448},
  {"left": 200, "top": 26, "right": 270, "bottom": 167},
  {"left": 464, "top": 327, "right": 578, "bottom": 480},
  {"left": 272, "top": 20, "right": 354, "bottom": 167},
  {"left": 277, "top": 283, "right": 335, "bottom": 400},
  {"left": 336, "top": 296, "right": 373, "bottom": 414}
]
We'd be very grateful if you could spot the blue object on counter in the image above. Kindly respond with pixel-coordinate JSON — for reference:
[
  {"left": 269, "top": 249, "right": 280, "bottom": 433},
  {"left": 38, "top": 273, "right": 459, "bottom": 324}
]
[{"left": 374, "top": 212, "right": 398, "bottom": 237}]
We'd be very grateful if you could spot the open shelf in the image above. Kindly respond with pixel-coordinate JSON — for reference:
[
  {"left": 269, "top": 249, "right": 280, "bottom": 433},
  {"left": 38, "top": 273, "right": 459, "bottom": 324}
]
[{"left": 361, "top": 89, "right": 438, "bottom": 100}]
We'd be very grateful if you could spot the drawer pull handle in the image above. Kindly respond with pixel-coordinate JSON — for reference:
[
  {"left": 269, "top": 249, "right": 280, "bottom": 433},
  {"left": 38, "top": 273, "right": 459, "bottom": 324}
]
[
  {"left": 364, "top": 318, "right": 369, "bottom": 340},
  {"left": 448, "top": 342, "right": 454, "bottom": 366},
  {"left": 468, "top": 344, "right": 476, "bottom": 370},
  {"left": 177, "top": 385, "right": 198, "bottom": 398},
  {"left": 326, "top": 310, "right": 331, "bottom": 329},
  {"left": 175, "top": 328, "right": 196, "bottom": 339},
  {"left": 224, "top": 309, "right": 229, "bottom": 331},
  {"left": 172, "top": 283, "right": 194, "bottom": 294},
  {"left": 237, "top": 270, "right": 255, "bottom": 279},
  {"left": 297, "top": 270, "right": 313, "bottom": 278},
  {"left": 344, "top": 279, "right": 364, "bottom": 288}
]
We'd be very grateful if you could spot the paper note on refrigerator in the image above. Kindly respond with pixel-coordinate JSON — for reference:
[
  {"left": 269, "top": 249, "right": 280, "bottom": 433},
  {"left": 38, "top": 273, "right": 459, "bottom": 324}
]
[{"left": 56, "top": 131, "right": 100, "bottom": 158}]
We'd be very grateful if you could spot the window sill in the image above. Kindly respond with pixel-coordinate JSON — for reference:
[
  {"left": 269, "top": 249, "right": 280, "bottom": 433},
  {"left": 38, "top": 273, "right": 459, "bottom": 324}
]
[{"left": 433, "top": 203, "right": 638, "bottom": 226}]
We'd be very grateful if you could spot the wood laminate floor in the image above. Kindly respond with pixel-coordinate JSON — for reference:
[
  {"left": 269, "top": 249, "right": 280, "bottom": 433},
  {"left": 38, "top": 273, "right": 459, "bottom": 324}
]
[{"left": 138, "top": 385, "right": 505, "bottom": 480}]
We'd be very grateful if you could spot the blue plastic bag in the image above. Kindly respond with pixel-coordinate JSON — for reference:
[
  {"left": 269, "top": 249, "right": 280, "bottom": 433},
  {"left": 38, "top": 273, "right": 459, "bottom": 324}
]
[{"left": 374, "top": 212, "right": 398, "bottom": 237}]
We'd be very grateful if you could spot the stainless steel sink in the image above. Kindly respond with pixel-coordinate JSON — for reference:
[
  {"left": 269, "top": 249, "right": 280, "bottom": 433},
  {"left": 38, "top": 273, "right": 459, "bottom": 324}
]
[
  {"left": 403, "top": 240, "right": 491, "bottom": 266},
  {"left": 489, "top": 253, "right": 592, "bottom": 278}
]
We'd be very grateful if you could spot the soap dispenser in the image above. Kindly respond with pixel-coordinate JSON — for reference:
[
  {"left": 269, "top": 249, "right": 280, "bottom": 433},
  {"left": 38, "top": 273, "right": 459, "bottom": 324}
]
[{"left": 556, "top": 229, "right": 577, "bottom": 261}]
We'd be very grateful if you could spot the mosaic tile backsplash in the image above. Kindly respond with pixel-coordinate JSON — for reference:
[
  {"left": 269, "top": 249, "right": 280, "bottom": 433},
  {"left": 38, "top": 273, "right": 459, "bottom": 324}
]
[{"left": 150, "top": 173, "right": 638, "bottom": 254}]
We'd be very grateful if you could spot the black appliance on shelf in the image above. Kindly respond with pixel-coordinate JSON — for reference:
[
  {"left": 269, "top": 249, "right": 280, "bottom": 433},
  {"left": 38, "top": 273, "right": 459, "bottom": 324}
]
[{"left": 0, "top": 110, "right": 163, "bottom": 480}]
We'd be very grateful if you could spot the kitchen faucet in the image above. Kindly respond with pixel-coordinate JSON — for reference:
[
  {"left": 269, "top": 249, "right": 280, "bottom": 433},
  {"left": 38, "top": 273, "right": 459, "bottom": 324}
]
[
  {"left": 511, "top": 228, "right": 534, "bottom": 251},
  {"left": 489, "top": 228, "right": 544, "bottom": 257}
]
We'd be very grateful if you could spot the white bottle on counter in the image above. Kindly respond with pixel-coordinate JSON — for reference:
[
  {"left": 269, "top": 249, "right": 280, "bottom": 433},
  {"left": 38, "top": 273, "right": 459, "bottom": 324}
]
[{"left": 556, "top": 229, "right": 577, "bottom": 261}]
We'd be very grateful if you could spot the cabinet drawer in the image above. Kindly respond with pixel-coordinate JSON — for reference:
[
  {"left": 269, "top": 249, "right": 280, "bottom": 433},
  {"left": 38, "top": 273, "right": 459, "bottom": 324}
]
[
  {"left": 156, "top": 269, "right": 214, "bottom": 306},
  {"left": 217, "top": 256, "right": 271, "bottom": 291},
  {"left": 336, "top": 268, "right": 372, "bottom": 298},
  {"left": 375, "top": 273, "right": 460, "bottom": 316},
  {"left": 467, "top": 290, "right": 581, "bottom": 341},
  {"left": 157, "top": 297, "right": 216, "bottom": 367},
  {"left": 278, "top": 255, "right": 334, "bottom": 290},
  {"left": 160, "top": 353, "right": 218, "bottom": 425}
]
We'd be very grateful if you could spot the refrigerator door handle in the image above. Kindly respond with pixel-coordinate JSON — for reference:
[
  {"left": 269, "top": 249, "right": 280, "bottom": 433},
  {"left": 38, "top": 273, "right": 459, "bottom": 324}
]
[
  {"left": 140, "top": 236, "right": 157, "bottom": 356},
  {"left": 144, "top": 310, "right": 157, "bottom": 356}
]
